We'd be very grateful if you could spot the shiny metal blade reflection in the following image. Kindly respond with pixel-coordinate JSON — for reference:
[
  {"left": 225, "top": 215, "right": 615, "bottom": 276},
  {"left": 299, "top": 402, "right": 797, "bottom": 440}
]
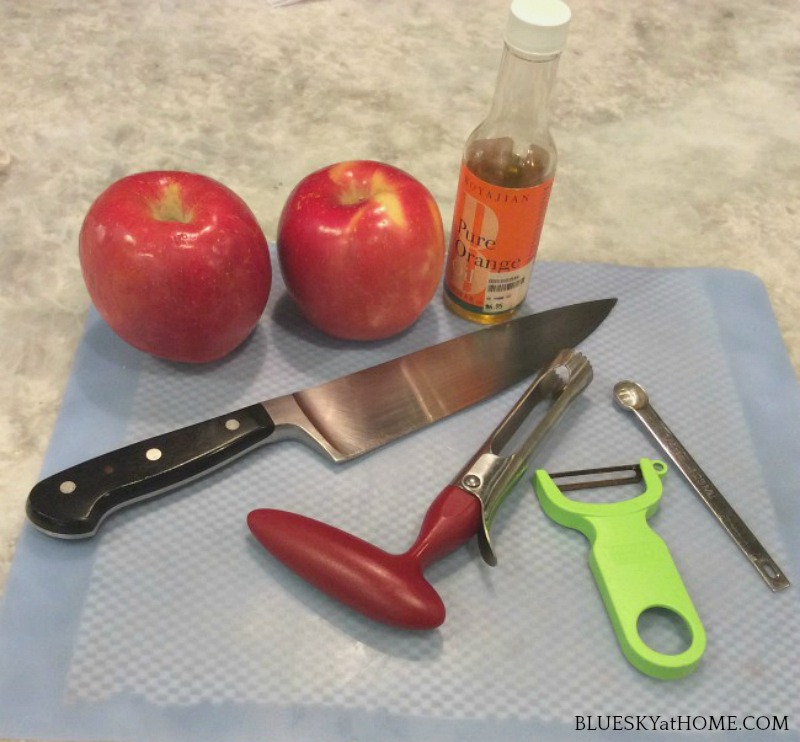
[{"left": 289, "top": 299, "right": 616, "bottom": 461}]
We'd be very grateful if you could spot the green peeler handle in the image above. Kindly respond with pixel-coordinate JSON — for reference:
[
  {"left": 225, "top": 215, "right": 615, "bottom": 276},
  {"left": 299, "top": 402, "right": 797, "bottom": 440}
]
[
  {"left": 588, "top": 510, "right": 706, "bottom": 680},
  {"left": 534, "top": 459, "right": 706, "bottom": 680}
]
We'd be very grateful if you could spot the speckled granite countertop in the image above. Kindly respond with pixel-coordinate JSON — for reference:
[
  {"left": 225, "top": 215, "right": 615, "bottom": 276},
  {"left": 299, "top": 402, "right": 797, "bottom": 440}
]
[{"left": 1, "top": 1, "right": 798, "bottom": 739}]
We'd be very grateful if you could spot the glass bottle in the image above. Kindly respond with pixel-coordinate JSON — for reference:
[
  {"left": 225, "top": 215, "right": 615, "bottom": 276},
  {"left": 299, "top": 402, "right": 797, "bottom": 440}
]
[{"left": 444, "top": 0, "right": 571, "bottom": 324}]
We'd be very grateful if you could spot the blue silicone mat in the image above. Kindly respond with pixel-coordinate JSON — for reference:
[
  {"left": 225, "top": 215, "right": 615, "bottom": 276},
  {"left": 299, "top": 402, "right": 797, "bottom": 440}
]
[{"left": 1, "top": 260, "right": 799, "bottom": 742}]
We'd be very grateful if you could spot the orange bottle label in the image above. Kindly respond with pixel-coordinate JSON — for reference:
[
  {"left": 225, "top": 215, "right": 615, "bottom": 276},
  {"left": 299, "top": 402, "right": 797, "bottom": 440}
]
[{"left": 444, "top": 161, "right": 554, "bottom": 316}]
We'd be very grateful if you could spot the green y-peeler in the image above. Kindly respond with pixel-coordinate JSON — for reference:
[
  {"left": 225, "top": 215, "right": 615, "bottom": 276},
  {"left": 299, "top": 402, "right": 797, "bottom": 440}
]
[{"left": 533, "top": 458, "right": 706, "bottom": 680}]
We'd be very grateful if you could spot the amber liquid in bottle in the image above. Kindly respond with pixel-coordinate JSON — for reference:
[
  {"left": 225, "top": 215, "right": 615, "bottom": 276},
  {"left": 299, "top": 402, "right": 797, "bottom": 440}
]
[
  {"left": 444, "top": 137, "right": 555, "bottom": 324},
  {"left": 465, "top": 137, "right": 551, "bottom": 189}
]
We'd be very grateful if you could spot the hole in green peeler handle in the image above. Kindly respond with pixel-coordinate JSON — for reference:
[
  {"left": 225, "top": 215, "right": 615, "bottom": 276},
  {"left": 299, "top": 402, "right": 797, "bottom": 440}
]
[{"left": 637, "top": 606, "right": 694, "bottom": 656}]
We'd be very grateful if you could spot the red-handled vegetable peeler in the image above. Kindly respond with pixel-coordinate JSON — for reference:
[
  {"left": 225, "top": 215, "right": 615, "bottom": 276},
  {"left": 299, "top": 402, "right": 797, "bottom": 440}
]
[{"left": 248, "top": 348, "right": 593, "bottom": 630}]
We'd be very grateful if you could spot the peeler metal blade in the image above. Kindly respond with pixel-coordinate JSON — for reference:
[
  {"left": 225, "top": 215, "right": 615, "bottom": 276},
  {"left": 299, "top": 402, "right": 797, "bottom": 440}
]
[
  {"left": 452, "top": 348, "right": 593, "bottom": 566},
  {"left": 547, "top": 463, "right": 644, "bottom": 492}
]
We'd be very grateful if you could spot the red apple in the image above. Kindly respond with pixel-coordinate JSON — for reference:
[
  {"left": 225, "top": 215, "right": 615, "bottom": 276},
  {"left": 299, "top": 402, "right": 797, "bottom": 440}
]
[
  {"left": 79, "top": 171, "right": 272, "bottom": 363},
  {"left": 277, "top": 160, "right": 445, "bottom": 341}
]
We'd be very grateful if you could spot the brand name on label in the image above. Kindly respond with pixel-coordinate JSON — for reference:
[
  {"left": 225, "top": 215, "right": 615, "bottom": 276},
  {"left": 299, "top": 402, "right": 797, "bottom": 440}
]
[{"left": 464, "top": 172, "right": 531, "bottom": 204}]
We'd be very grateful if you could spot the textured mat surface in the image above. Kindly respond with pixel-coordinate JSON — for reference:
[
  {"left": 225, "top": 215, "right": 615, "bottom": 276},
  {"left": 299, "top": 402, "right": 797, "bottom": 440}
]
[{"left": 1, "top": 261, "right": 798, "bottom": 741}]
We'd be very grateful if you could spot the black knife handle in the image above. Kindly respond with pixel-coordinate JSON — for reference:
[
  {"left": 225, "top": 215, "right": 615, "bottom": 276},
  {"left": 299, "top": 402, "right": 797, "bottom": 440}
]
[{"left": 26, "top": 403, "right": 276, "bottom": 539}]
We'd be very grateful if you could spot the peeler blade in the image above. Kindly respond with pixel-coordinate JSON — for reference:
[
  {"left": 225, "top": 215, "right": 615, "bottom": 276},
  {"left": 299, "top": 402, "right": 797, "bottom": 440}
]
[
  {"left": 548, "top": 464, "right": 644, "bottom": 492},
  {"left": 453, "top": 349, "right": 593, "bottom": 566}
]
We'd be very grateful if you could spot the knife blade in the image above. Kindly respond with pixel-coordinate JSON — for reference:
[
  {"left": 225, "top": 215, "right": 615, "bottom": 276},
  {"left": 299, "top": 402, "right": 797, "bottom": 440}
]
[{"left": 26, "top": 298, "right": 616, "bottom": 538}]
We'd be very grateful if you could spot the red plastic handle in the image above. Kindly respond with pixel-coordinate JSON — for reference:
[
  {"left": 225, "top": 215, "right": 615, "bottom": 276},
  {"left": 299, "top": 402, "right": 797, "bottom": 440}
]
[{"left": 247, "top": 485, "right": 482, "bottom": 630}]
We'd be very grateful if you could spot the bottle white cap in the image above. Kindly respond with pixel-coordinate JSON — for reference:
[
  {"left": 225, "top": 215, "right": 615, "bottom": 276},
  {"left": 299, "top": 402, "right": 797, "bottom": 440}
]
[{"left": 505, "top": 0, "right": 571, "bottom": 58}]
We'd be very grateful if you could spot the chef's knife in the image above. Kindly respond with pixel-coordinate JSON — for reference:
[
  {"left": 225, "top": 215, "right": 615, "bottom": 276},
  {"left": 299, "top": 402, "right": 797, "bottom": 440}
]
[{"left": 27, "top": 298, "right": 616, "bottom": 538}]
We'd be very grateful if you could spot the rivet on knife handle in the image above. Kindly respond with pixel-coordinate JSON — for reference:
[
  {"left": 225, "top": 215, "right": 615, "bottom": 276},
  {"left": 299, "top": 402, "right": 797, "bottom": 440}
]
[
  {"left": 26, "top": 404, "right": 276, "bottom": 538},
  {"left": 613, "top": 380, "right": 790, "bottom": 592}
]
